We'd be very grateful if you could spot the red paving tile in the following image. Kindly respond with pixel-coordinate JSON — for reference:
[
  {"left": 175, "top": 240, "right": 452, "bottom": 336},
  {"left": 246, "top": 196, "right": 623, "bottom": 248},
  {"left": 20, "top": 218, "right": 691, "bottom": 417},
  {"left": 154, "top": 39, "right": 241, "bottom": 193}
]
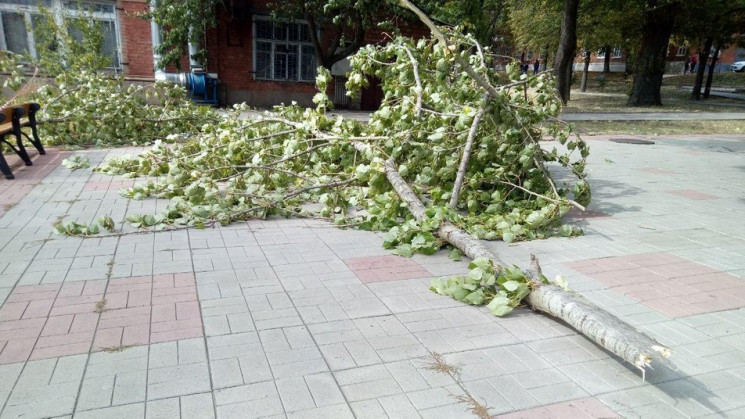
[
  {"left": 0, "top": 273, "right": 203, "bottom": 364},
  {"left": 499, "top": 397, "right": 619, "bottom": 418},
  {"left": 567, "top": 253, "right": 745, "bottom": 318},
  {"left": 0, "top": 149, "right": 71, "bottom": 219},
  {"left": 344, "top": 255, "right": 432, "bottom": 283},
  {"left": 665, "top": 189, "right": 720, "bottom": 200}
]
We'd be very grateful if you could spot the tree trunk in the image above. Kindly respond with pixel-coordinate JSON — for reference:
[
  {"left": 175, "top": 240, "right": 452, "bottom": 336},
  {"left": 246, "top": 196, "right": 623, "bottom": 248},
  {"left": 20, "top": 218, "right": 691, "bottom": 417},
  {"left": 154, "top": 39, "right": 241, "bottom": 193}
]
[
  {"left": 703, "top": 46, "right": 720, "bottom": 99},
  {"left": 624, "top": 47, "right": 632, "bottom": 79},
  {"left": 603, "top": 45, "right": 611, "bottom": 74},
  {"left": 554, "top": 0, "right": 580, "bottom": 104},
  {"left": 380, "top": 155, "right": 674, "bottom": 378},
  {"left": 692, "top": 37, "right": 713, "bottom": 100},
  {"left": 580, "top": 50, "right": 591, "bottom": 92},
  {"left": 627, "top": 3, "right": 676, "bottom": 106}
]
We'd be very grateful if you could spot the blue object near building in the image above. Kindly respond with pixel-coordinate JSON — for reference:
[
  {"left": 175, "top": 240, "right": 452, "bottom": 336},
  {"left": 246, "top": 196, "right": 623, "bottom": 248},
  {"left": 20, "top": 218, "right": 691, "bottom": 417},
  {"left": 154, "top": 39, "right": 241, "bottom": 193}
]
[{"left": 188, "top": 72, "right": 219, "bottom": 105}]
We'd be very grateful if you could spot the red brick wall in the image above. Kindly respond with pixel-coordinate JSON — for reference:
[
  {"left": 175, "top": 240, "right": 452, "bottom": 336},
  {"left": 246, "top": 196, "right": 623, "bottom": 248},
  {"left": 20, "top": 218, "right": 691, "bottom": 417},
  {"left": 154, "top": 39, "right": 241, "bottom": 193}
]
[
  {"left": 118, "top": 0, "right": 154, "bottom": 78},
  {"left": 204, "top": 0, "right": 427, "bottom": 106},
  {"left": 116, "top": 0, "right": 427, "bottom": 104}
]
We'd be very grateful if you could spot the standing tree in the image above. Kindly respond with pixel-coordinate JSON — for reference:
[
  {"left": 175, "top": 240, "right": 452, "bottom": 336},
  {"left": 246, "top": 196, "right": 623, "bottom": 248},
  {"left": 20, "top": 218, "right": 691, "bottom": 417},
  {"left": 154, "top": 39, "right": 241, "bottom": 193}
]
[
  {"left": 682, "top": 0, "right": 745, "bottom": 100},
  {"left": 271, "top": 0, "right": 407, "bottom": 70},
  {"left": 146, "top": 0, "right": 406, "bottom": 71},
  {"left": 554, "top": 0, "right": 580, "bottom": 103},
  {"left": 627, "top": 0, "right": 678, "bottom": 106},
  {"left": 421, "top": 0, "right": 510, "bottom": 48}
]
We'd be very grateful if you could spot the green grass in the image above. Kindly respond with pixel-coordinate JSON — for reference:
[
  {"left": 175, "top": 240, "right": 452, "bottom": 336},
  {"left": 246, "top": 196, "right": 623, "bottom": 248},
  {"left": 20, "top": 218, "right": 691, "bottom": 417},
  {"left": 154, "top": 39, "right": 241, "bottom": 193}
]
[
  {"left": 571, "top": 120, "right": 745, "bottom": 136},
  {"left": 662, "top": 72, "right": 745, "bottom": 89}
]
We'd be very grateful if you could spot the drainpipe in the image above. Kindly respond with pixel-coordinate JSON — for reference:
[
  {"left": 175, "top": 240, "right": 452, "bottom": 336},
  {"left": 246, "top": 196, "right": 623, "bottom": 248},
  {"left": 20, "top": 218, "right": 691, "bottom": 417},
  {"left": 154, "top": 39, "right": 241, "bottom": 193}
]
[{"left": 150, "top": 0, "right": 165, "bottom": 80}]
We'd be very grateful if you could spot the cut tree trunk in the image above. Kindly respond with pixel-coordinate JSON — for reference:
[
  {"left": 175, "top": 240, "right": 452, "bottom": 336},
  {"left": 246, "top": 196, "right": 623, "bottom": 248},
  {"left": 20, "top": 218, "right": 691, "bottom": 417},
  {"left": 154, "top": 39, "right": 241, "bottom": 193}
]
[
  {"left": 391, "top": 0, "right": 673, "bottom": 376},
  {"left": 554, "top": 0, "right": 580, "bottom": 104},
  {"left": 692, "top": 37, "right": 713, "bottom": 100},
  {"left": 381, "top": 155, "right": 673, "bottom": 378},
  {"left": 580, "top": 50, "right": 591, "bottom": 92},
  {"left": 627, "top": 3, "right": 676, "bottom": 106},
  {"left": 703, "top": 47, "right": 720, "bottom": 99}
]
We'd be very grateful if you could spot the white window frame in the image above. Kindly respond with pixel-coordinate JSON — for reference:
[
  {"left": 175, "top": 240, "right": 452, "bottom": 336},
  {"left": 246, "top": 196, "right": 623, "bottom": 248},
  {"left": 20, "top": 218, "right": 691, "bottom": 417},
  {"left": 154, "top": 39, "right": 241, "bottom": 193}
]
[
  {"left": 0, "top": 0, "right": 121, "bottom": 69},
  {"left": 252, "top": 16, "right": 317, "bottom": 82},
  {"left": 612, "top": 46, "right": 622, "bottom": 58},
  {"left": 596, "top": 48, "right": 606, "bottom": 59},
  {"left": 676, "top": 46, "right": 688, "bottom": 57}
]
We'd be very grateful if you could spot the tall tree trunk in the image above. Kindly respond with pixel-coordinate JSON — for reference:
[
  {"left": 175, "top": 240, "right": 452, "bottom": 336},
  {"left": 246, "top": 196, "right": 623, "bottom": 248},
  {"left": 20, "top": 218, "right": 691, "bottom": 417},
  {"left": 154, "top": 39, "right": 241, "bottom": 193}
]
[
  {"left": 580, "top": 50, "right": 591, "bottom": 92},
  {"left": 603, "top": 45, "right": 611, "bottom": 74},
  {"left": 624, "top": 47, "right": 632, "bottom": 79},
  {"left": 703, "top": 46, "right": 720, "bottom": 99},
  {"left": 627, "top": 3, "right": 676, "bottom": 106},
  {"left": 554, "top": 0, "right": 580, "bottom": 104},
  {"left": 692, "top": 37, "right": 713, "bottom": 100}
]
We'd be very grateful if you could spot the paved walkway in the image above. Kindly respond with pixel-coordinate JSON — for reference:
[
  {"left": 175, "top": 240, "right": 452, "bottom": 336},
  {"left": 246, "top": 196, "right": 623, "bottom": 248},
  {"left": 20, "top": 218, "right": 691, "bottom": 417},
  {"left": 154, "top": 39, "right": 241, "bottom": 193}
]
[{"left": 1, "top": 134, "right": 745, "bottom": 418}]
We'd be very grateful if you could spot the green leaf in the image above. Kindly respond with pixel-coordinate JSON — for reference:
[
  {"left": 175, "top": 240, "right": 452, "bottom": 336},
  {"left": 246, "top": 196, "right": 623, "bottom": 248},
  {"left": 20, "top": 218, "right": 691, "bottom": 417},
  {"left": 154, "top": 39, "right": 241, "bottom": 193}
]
[
  {"left": 392, "top": 244, "right": 413, "bottom": 258},
  {"left": 448, "top": 248, "right": 462, "bottom": 261},
  {"left": 468, "top": 257, "right": 491, "bottom": 271},
  {"left": 491, "top": 305, "right": 513, "bottom": 316},
  {"left": 503, "top": 280, "right": 520, "bottom": 292},
  {"left": 502, "top": 232, "right": 515, "bottom": 243},
  {"left": 464, "top": 290, "right": 484, "bottom": 305}
]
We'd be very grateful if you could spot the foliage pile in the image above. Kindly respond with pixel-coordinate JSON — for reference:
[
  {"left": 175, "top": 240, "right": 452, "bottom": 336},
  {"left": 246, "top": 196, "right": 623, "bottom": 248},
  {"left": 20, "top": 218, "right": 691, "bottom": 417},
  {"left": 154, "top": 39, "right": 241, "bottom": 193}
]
[
  {"left": 96, "top": 30, "right": 590, "bottom": 256},
  {"left": 0, "top": 7, "right": 214, "bottom": 148}
]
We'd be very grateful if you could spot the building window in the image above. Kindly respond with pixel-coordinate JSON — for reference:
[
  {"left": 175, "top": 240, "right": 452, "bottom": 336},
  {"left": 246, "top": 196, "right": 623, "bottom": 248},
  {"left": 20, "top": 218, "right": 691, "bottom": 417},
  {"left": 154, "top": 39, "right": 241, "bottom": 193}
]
[
  {"left": 596, "top": 48, "right": 606, "bottom": 58},
  {"left": 0, "top": 0, "right": 121, "bottom": 68},
  {"left": 253, "top": 18, "right": 316, "bottom": 82},
  {"left": 612, "top": 46, "right": 622, "bottom": 58},
  {"left": 676, "top": 46, "right": 688, "bottom": 56}
]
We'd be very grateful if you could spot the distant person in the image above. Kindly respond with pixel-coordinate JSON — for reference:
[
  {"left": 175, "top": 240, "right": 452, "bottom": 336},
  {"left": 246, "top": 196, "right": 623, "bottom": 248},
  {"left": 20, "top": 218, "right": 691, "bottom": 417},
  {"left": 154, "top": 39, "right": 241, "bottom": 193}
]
[
  {"left": 533, "top": 59, "right": 540, "bottom": 75},
  {"left": 684, "top": 57, "right": 690, "bottom": 74},
  {"left": 690, "top": 54, "right": 698, "bottom": 73}
]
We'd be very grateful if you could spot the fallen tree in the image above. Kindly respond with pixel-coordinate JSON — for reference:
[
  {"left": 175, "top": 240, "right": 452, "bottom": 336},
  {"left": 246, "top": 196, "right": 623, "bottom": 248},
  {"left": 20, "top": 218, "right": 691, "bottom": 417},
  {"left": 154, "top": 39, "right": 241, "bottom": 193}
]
[{"left": 34, "top": 2, "right": 673, "bottom": 377}]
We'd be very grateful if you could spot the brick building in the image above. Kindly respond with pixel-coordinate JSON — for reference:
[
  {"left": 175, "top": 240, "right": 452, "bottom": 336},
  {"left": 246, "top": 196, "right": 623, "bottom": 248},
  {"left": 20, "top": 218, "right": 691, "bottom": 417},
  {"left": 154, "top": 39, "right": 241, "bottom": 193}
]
[
  {"left": 0, "top": 0, "right": 425, "bottom": 108},
  {"left": 573, "top": 43, "right": 744, "bottom": 74}
]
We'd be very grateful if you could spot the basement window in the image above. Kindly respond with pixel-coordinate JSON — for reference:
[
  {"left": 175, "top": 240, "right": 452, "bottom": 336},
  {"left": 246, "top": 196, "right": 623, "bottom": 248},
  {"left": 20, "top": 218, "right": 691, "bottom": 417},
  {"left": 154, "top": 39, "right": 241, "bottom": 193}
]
[
  {"left": 253, "top": 17, "right": 316, "bottom": 82},
  {"left": 0, "top": 0, "right": 121, "bottom": 69}
]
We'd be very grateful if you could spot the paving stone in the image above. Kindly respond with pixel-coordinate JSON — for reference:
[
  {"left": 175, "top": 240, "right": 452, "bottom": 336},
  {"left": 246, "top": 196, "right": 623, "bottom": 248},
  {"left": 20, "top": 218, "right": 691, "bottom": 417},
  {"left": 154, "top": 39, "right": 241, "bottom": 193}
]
[
  {"left": 287, "top": 403, "right": 355, "bottom": 419},
  {"left": 276, "top": 376, "right": 315, "bottom": 412},
  {"left": 75, "top": 402, "right": 145, "bottom": 418}
]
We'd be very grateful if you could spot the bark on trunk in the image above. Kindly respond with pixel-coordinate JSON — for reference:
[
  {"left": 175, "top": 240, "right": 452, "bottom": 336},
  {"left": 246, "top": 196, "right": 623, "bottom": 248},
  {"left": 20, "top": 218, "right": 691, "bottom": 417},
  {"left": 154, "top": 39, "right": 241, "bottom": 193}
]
[
  {"left": 692, "top": 37, "right": 713, "bottom": 100},
  {"left": 554, "top": 0, "right": 580, "bottom": 104},
  {"left": 380, "top": 155, "right": 673, "bottom": 377},
  {"left": 449, "top": 107, "right": 485, "bottom": 209},
  {"left": 603, "top": 45, "right": 611, "bottom": 74},
  {"left": 580, "top": 50, "right": 591, "bottom": 92},
  {"left": 627, "top": 3, "right": 676, "bottom": 106},
  {"left": 703, "top": 47, "right": 720, "bottom": 99}
]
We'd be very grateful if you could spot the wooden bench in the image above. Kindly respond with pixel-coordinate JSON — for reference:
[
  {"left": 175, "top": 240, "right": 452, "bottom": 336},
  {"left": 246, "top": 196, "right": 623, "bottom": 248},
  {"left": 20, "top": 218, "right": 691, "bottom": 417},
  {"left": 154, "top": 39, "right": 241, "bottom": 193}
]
[{"left": 0, "top": 103, "right": 45, "bottom": 180}]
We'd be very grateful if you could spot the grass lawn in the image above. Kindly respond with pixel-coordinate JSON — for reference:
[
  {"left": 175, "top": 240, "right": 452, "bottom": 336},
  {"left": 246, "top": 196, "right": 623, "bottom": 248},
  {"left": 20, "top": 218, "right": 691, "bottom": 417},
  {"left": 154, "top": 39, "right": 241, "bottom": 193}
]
[
  {"left": 570, "top": 120, "right": 745, "bottom": 136},
  {"left": 562, "top": 71, "right": 745, "bottom": 114}
]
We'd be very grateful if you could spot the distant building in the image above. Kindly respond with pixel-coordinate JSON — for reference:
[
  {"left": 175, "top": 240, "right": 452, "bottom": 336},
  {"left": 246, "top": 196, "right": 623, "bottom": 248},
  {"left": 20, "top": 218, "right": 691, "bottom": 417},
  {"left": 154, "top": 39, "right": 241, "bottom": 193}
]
[
  {"left": 0, "top": 0, "right": 426, "bottom": 108},
  {"left": 572, "top": 43, "right": 744, "bottom": 73}
]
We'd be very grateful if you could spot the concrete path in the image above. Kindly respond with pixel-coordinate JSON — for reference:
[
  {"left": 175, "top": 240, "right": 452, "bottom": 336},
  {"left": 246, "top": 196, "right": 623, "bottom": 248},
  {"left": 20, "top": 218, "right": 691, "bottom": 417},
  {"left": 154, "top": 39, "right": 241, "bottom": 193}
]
[{"left": 1, "top": 134, "right": 745, "bottom": 418}]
